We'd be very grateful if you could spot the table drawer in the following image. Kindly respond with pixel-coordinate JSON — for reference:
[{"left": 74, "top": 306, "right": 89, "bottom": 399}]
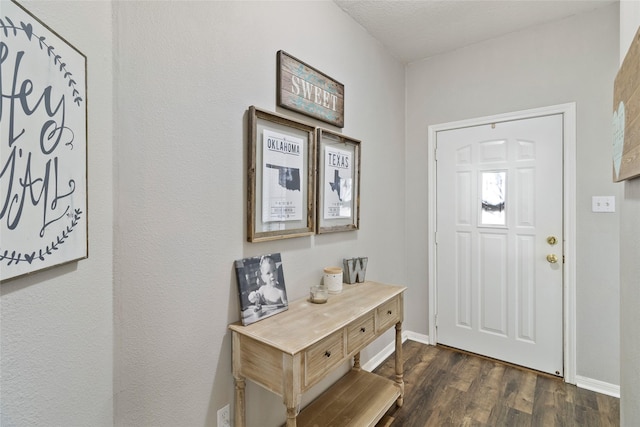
[
  {"left": 305, "top": 330, "right": 345, "bottom": 388},
  {"left": 376, "top": 296, "right": 401, "bottom": 333},
  {"left": 347, "top": 313, "right": 376, "bottom": 354}
]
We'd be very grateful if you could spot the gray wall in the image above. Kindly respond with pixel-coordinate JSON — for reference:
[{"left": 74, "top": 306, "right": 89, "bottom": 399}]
[
  {"left": 1, "top": 2, "right": 629, "bottom": 427},
  {"left": 113, "top": 1, "right": 406, "bottom": 426},
  {"left": 0, "top": 1, "right": 114, "bottom": 426},
  {"left": 620, "top": 180, "right": 640, "bottom": 426},
  {"left": 619, "top": 2, "right": 640, "bottom": 425},
  {"left": 404, "top": 4, "right": 621, "bottom": 386}
]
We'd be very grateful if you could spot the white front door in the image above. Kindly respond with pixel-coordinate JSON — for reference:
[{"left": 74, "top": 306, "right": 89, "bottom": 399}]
[{"left": 435, "top": 114, "right": 564, "bottom": 376}]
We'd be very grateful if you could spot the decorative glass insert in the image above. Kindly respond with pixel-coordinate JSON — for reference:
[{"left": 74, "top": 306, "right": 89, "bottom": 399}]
[{"left": 480, "top": 171, "right": 506, "bottom": 226}]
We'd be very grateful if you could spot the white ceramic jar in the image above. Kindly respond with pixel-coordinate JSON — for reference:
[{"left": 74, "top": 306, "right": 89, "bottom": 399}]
[{"left": 324, "top": 267, "right": 343, "bottom": 294}]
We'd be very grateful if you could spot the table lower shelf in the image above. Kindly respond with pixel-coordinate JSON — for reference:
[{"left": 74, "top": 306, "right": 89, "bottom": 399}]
[{"left": 295, "top": 369, "right": 401, "bottom": 427}]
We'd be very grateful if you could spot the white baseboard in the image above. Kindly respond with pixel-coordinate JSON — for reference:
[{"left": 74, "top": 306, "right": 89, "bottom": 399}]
[
  {"left": 575, "top": 375, "right": 620, "bottom": 398},
  {"left": 361, "top": 331, "right": 429, "bottom": 372},
  {"left": 362, "top": 330, "right": 620, "bottom": 400},
  {"left": 404, "top": 331, "right": 429, "bottom": 345}
]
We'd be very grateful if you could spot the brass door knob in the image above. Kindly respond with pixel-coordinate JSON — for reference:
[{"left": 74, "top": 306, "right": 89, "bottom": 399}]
[{"left": 547, "top": 254, "right": 558, "bottom": 264}]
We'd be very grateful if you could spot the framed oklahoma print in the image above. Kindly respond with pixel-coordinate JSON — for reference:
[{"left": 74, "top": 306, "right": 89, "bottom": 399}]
[{"left": 247, "top": 106, "right": 316, "bottom": 242}]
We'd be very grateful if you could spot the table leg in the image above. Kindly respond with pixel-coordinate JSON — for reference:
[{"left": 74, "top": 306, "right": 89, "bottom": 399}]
[
  {"left": 353, "top": 352, "right": 361, "bottom": 370},
  {"left": 285, "top": 406, "right": 297, "bottom": 426},
  {"left": 234, "top": 377, "right": 246, "bottom": 427},
  {"left": 283, "top": 353, "right": 301, "bottom": 427},
  {"left": 395, "top": 321, "right": 404, "bottom": 407}
]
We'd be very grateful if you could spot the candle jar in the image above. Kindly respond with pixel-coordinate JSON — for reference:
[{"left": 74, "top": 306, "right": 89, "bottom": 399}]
[
  {"left": 324, "top": 267, "right": 343, "bottom": 294},
  {"left": 309, "top": 285, "right": 328, "bottom": 304}
]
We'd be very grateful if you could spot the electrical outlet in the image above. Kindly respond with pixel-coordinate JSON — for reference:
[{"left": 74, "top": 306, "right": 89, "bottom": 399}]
[{"left": 217, "top": 404, "right": 230, "bottom": 427}]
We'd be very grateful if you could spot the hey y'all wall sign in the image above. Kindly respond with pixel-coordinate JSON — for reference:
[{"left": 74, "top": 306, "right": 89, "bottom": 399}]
[{"left": 1, "top": 0, "right": 88, "bottom": 281}]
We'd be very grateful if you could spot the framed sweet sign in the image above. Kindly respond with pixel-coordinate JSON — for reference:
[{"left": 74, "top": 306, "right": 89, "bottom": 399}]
[
  {"left": 1, "top": 1, "right": 88, "bottom": 281},
  {"left": 277, "top": 50, "right": 345, "bottom": 128},
  {"left": 316, "top": 128, "right": 360, "bottom": 234}
]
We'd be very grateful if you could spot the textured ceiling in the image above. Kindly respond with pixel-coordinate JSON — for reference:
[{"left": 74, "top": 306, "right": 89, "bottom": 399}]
[{"left": 333, "top": 0, "right": 617, "bottom": 63}]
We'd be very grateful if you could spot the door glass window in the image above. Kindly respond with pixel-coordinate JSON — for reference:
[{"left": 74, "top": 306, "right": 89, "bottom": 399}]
[{"left": 480, "top": 171, "right": 506, "bottom": 226}]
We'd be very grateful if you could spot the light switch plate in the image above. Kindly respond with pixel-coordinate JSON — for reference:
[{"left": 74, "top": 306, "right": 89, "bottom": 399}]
[{"left": 592, "top": 196, "right": 615, "bottom": 213}]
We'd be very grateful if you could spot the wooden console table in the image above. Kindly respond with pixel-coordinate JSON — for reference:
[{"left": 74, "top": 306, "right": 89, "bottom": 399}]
[{"left": 228, "top": 281, "right": 406, "bottom": 427}]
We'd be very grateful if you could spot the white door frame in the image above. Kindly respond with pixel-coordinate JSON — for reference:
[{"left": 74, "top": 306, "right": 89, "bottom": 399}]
[{"left": 427, "top": 103, "right": 577, "bottom": 384}]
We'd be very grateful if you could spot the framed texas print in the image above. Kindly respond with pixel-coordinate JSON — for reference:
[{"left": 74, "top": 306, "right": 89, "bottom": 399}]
[
  {"left": 316, "top": 128, "right": 360, "bottom": 234},
  {"left": 247, "top": 106, "right": 316, "bottom": 242}
]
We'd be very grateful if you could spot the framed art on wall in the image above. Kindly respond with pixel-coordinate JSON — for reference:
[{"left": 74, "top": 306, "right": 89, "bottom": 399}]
[
  {"left": 612, "top": 24, "right": 640, "bottom": 182},
  {"left": 316, "top": 128, "right": 360, "bottom": 234},
  {"left": 247, "top": 106, "right": 316, "bottom": 242},
  {"left": 1, "top": 0, "right": 88, "bottom": 281},
  {"left": 277, "top": 50, "right": 345, "bottom": 128}
]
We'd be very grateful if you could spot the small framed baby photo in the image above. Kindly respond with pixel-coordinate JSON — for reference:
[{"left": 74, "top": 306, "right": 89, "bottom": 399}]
[{"left": 234, "top": 253, "right": 289, "bottom": 326}]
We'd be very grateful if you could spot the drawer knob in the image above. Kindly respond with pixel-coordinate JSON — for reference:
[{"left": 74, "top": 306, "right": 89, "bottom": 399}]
[
  {"left": 360, "top": 327, "right": 366, "bottom": 333},
  {"left": 325, "top": 351, "right": 331, "bottom": 358},
  {"left": 387, "top": 310, "right": 393, "bottom": 315}
]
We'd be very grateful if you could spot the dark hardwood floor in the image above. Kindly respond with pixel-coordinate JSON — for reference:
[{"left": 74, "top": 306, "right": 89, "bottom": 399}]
[{"left": 373, "top": 340, "right": 620, "bottom": 427}]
